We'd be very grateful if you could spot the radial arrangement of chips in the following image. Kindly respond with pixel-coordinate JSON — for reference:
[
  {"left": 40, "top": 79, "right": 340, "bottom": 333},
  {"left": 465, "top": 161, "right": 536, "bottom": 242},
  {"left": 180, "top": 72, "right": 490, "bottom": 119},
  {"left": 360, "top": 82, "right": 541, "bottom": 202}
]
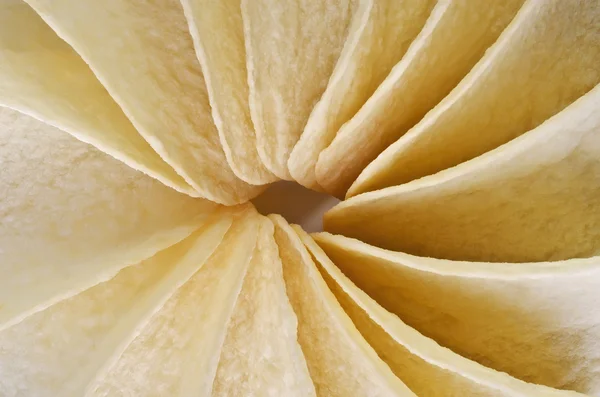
[{"left": 1, "top": 0, "right": 599, "bottom": 396}]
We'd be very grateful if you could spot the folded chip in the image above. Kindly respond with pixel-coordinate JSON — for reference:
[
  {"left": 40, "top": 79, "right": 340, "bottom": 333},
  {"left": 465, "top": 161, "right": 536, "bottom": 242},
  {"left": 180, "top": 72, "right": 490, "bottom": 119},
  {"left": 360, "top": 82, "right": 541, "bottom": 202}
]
[
  {"left": 271, "top": 215, "right": 415, "bottom": 396},
  {"left": 0, "top": 1, "right": 193, "bottom": 195},
  {"left": 289, "top": 0, "right": 436, "bottom": 191},
  {"left": 242, "top": 0, "right": 357, "bottom": 179},
  {"left": 327, "top": 83, "right": 600, "bottom": 262},
  {"left": 314, "top": 232, "right": 600, "bottom": 395},
  {"left": 0, "top": 107, "right": 219, "bottom": 330},
  {"left": 315, "top": 0, "right": 524, "bottom": 197},
  {"left": 350, "top": 0, "right": 600, "bottom": 195},
  {"left": 25, "top": 0, "right": 264, "bottom": 204}
]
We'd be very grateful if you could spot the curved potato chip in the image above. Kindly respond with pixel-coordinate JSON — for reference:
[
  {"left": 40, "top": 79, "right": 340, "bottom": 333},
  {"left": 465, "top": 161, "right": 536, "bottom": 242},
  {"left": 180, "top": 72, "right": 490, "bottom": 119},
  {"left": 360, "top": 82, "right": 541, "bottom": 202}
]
[
  {"left": 88, "top": 212, "right": 259, "bottom": 397},
  {"left": 25, "top": 0, "right": 264, "bottom": 204},
  {"left": 307, "top": 233, "right": 587, "bottom": 396},
  {"left": 242, "top": 0, "right": 357, "bottom": 179},
  {"left": 180, "top": 0, "right": 278, "bottom": 185},
  {"left": 314, "top": 232, "right": 600, "bottom": 394},
  {"left": 0, "top": 216, "right": 232, "bottom": 396},
  {"left": 0, "top": 1, "right": 194, "bottom": 196},
  {"left": 350, "top": 0, "right": 600, "bottom": 195},
  {"left": 213, "top": 216, "right": 315, "bottom": 396},
  {"left": 325, "top": 83, "right": 600, "bottom": 262},
  {"left": 0, "top": 108, "right": 219, "bottom": 330},
  {"left": 270, "top": 215, "right": 415, "bottom": 396},
  {"left": 288, "top": 0, "right": 436, "bottom": 191},
  {"left": 315, "top": 0, "right": 524, "bottom": 197}
]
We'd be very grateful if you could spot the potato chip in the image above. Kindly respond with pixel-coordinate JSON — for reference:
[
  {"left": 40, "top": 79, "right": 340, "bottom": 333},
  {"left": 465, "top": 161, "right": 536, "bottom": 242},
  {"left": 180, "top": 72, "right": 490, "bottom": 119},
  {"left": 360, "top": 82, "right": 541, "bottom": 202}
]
[
  {"left": 270, "top": 215, "right": 415, "bottom": 396},
  {"left": 288, "top": 0, "right": 436, "bottom": 191},
  {"left": 242, "top": 0, "right": 357, "bottom": 179},
  {"left": 0, "top": 107, "right": 220, "bottom": 330},
  {"left": 179, "top": 0, "right": 278, "bottom": 185},
  {"left": 326, "top": 83, "right": 600, "bottom": 262},
  {"left": 314, "top": 232, "right": 600, "bottom": 394},
  {"left": 25, "top": 0, "right": 264, "bottom": 204},
  {"left": 314, "top": 0, "right": 524, "bottom": 197},
  {"left": 349, "top": 0, "right": 600, "bottom": 195},
  {"left": 0, "top": 1, "right": 194, "bottom": 196},
  {"left": 88, "top": 211, "right": 259, "bottom": 396},
  {"left": 0, "top": 216, "right": 232, "bottom": 396},
  {"left": 213, "top": 216, "right": 315, "bottom": 396}
]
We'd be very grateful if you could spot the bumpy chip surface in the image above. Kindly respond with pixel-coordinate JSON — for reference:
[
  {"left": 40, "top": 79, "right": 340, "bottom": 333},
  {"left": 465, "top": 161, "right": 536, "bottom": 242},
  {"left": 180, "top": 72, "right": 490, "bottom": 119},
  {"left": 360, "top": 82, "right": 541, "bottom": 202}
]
[
  {"left": 352, "top": 0, "right": 600, "bottom": 195},
  {"left": 88, "top": 212, "right": 258, "bottom": 396},
  {"left": 243, "top": 0, "right": 357, "bottom": 179},
  {"left": 0, "top": 216, "right": 232, "bottom": 396},
  {"left": 307, "top": 232, "right": 586, "bottom": 396},
  {"left": 314, "top": 232, "right": 600, "bottom": 394},
  {"left": 289, "top": 0, "right": 436, "bottom": 190},
  {"left": 326, "top": 83, "right": 600, "bottom": 262},
  {"left": 271, "top": 215, "right": 415, "bottom": 396},
  {"left": 0, "top": 107, "right": 218, "bottom": 330},
  {"left": 0, "top": 1, "right": 193, "bottom": 195},
  {"left": 25, "top": 0, "right": 264, "bottom": 204},
  {"left": 213, "top": 216, "right": 315, "bottom": 396},
  {"left": 316, "top": 0, "right": 524, "bottom": 197},
  {"left": 180, "top": 0, "right": 278, "bottom": 185}
]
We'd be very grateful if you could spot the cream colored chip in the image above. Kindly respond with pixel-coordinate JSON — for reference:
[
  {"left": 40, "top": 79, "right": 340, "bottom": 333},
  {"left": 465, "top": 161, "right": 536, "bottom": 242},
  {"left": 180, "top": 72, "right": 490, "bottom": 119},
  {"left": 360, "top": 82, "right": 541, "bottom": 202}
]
[
  {"left": 212, "top": 216, "right": 315, "bottom": 397},
  {"left": 288, "top": 0, "right": 436, "bottom": 191},
  {"left": 315, "top": 0, "right": 524, "bottom": 197},
  {"left": 350, "top": 0, "right": 600, "bottom": 195},
  {"left": 306, "top": 233, "right": 587, "bottom": 396},
  {"left": 25, "top": 0, "right": 264, "bottom": 204},
  {"left": 0, "top": 1, "right": 195, "bottom": 196},
  {"left": 180, "top": 0, "right": 278, "bottom": 185},
  {"left": 326, "top": 83, "right": 600, "bottom": 262},
  {"left": 314, "top": 232, "right": 600, "bottom": 395},
  {"left": 242, "top": 0, "right": 357, "bottom": 179},
  {"left": 87, "top": 211, "right": 259, "bottom": 397},
  {"left": 0, "top": 107, "right": 220, "bottom": 330},
  {"left": 270, "top": 215, "right": 415, "bottom": 396},
  {"left": 0, "top": 216, "right": 232, "bottom": 397}
]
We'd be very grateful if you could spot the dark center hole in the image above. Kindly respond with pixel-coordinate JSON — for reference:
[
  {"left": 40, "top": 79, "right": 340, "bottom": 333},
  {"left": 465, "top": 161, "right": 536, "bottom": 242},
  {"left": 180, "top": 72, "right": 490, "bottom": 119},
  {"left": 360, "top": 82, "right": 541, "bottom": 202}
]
[{"left": 252, "top": 181, "right": 340, "bottom": 233}]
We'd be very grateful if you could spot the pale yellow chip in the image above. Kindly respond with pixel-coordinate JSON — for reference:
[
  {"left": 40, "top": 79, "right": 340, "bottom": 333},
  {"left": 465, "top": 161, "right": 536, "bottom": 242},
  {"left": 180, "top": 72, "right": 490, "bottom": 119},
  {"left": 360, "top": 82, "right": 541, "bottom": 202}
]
[
  {"left": 242, "top": 0, "right": 357, "bottom": 179},
  {"left": 0, "top": 107, "right": 221, "bottom": 330},
  {"left": 349, "top": 0, "right": 600, "bottom": 195},
  {"left": 326, "top": 83, "right": 600, "bottom": 262},
  {"left": 87, "top": 211, "right": 259, "bottom": 396},
  {"left": 25, "top": 0, "right": 264, "bottom": 204},
  {"left": 288, "top": 0, "right": 437, "bottom": 191},
  {"left": 0, "top": 215, "right": 232, "bottom": 396},
  {"left": 314, "top": 232, "right": 600, "bottom": 394},
  {"left": 0, "top": 1, "right": 195, "bottom": 196},
  {"left": 212, "top": 216, "right": 315, "bottom": 397},
  {"left": 314, "top": 0, "right": 524, "bottom": 197},
  {"left": 270, "top": 215, "right": 415, "bottom": 396},
  {"left": 179, "top": 0, "right": 278, "bottom": 186}
]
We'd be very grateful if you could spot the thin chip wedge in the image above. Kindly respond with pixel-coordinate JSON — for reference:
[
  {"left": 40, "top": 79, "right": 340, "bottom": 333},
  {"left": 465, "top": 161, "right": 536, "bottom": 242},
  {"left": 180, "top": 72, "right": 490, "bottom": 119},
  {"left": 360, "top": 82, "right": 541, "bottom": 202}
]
[
  {"left": 315, "top": 0, "right": 524, "bottom": 197},
  {"left": 350, "top": 0, "right": 600, "bottom": 195},
  {"left": 180, "top": 0, "right": 278, "bottom": 185},
  {"left": 288, "top": 0, "right": 436, "bottom": 190},
  {"left": 25, "top": 0, "right": 264, "bottom": 204},
  {"left": 326, "top": 83, "right": 600, "bottom": 262},
  {"left": 314, "top": 232, "right": 600, "bottom": 394},
  {"left": 0, "top": 108, "right": 219, "bottom": 331},
  {"left": 242, "top": 0, "right": 357, "bottom": 179},
  {"left": 87, "top": 211, "right": 259, "bottom": 396},
  {"left": 0, "top": 1, "right": 193, "bottom": 195},
  {"left": 213, "top": 216, "right": 315, "bottom": 396},
  {"left": 270, "top": 215, "right": 415, "bottom": 396},
  {"left": 0, "top": 215, "right": 232, "bottom": 396}
]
